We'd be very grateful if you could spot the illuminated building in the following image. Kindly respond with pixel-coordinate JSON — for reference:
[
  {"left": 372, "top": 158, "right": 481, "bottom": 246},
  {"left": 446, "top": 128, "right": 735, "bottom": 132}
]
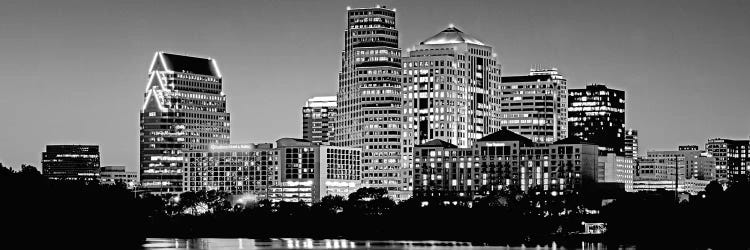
[
  {"left": 635, "top": 146, "right": 716, "bottom": 193},
  {"left": 185, "top": 143, "right": 278, "bottom": 196},
  {"left": 632, "top": 178, "right": 711, "bottom": 195},
  {"left": 41, "top": 145, "right": 100, "bottom": 181},
  {"left": 401, "top": 25, "right": 502, "bottom": 192},
  {"left": 99, "top": 166, "right": 138, "bottom": 188},
  {"left": 140, "top": 52, "right": 230, "bottom": 194},
  {"left": 705, "top": 138, "right": 749, "bottom": 183},
  {"left": 186, "top": 139, "right": 361, "bottom": 204},
  {"left": 625, "top": 129, "right": 638, "bottom": 159},
  {"left": 596, "top": 153, "right": 635, "bottom": 192},
  {"left": 412, "top": 129, "right": 601, "bottom": 198},
  {"left": 500, "top": 67, "right": 567, "bottom": 143},
  {"left": 568, "top": 84, "right": 625, "bottom": 156},
  {"left": 335, "top": 6, "right": 407, "bottom": 199},
  {"left": 302, "top": 96, "right": 337, "bottom": 145}
]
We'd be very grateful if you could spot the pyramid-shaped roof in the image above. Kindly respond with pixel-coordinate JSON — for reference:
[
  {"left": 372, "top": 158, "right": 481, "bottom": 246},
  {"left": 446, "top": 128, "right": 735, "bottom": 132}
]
[
  {"left": 420, "top": 26, "right": 486, "bottom": 46},
  {"left": 415, "top": 139, "right": 458, "bottom": 148},
  {"left": 478, "top": 129, "right": 534, "bottom": 146}
]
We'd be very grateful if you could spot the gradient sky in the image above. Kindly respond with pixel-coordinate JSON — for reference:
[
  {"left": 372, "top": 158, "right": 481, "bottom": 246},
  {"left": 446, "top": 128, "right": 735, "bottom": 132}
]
[{"left": 1, "top": 0, "right": 749, "bottom": 172}]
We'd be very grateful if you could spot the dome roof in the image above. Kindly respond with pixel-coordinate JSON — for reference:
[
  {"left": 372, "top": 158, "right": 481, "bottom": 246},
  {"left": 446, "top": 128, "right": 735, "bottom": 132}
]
[{"left": 420, "top": 26, "right": 486, "bottom": 46}]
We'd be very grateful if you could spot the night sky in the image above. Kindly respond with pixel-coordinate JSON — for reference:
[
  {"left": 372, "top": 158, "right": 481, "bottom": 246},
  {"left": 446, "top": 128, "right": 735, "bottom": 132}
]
[{"left": 1, "top": 0, "right": 749, "bottom": 172}]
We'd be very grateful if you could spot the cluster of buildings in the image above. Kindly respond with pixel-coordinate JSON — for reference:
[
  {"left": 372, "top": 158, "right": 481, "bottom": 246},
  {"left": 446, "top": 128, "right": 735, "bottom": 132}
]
[{"left": 38, "top": 5, "right": 749, "bottom": 203}]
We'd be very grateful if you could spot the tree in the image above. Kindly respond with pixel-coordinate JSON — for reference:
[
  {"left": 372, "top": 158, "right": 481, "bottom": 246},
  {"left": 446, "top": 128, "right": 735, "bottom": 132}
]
[{"left": 704, "top": 180, "right": 723, "bottom": 199}]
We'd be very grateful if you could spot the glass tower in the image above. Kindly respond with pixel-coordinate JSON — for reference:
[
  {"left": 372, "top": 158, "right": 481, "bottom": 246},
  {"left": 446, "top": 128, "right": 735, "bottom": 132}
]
[
  {"left": 568, "top": 84, "right": 625, "bottom": 156},
  {"left": 334, "top": 6, "right": 406, "bottom": 198},
  {"left": 140, "top": 52, "right": 230, "bottom": 194}
]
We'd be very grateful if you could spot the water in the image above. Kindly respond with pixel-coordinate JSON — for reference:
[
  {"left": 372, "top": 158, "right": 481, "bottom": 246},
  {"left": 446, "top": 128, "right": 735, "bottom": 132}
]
[{"left": 142, "top": 238, "right": 612, "bottom": 250}]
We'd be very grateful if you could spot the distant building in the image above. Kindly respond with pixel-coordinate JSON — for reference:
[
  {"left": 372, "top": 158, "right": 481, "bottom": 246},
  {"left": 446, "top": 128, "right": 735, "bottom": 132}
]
[
  {"left": 635, "top": 147, "right": 716, "bottom": 194},
  {"left": 140, "top": 52, "right": 230, "bottom": 194},
  {"left": 568, "top": 84, "right": 625, "bottom": 156},
  {"left": 625, "top": 129, "right": 639, "bottom": 159},
  {"left": 412, "top": 129, "right": 601, "bottom": 199},
  {"left": 596, "top": 153, "right": 635, "bottom": 192},
  {"left": 42, "top": 145, "right": 100, "bottom": 181},
  {"left": 185, "top": 139, "right": 361, "bottom": 204},
  {"left": 99, "top": 166, "right": 138, "bottom": 188},
  {"left": 632, "top": 179, "right": 711, "bottom": 195},
  {"left": 302, "top": 96, "right": 337, "bottom": 145},
  {"left": 706, "top": 138, "right": 749, "bottom": 183},
  {"left": 500, "top": 67, "right": 567, "bottom": 144}
]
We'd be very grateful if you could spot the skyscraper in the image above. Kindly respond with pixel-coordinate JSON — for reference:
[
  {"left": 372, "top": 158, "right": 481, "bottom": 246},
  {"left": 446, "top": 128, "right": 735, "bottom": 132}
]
[
  {"left": 625, "top": 129, "right": 639, "bottom": 159},
  {"left": 42, "top": 145, "right": 101, "bottom": 181},
  {"left": 500, "top": 67, "right": 567, "bottom": 143},
  {"left": 568, "top": 84, "right": 625, "bottom": 156},
  {"left": 402, "top": 25, "right": 501, "bottom": 191},
  {"left": 706, "top": 138, "right": 749, "bottom": 183},
  {"left": 335, "top": 6, "right": 406, "bottom": 198},
  {"left": 140, "top": 52, "right": 230, "bottom": 194},
  {"left": 302, "top": 96, "right": 337, "bottom": 145}
]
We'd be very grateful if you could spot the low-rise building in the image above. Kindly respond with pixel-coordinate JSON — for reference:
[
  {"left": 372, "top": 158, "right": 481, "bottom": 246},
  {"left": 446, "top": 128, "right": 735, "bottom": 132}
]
[
  {"left": 185, "top": 139, "right": 361, "bottom": 204},
  {"left": 99, "top": 166, "right": 138, "bottom": 188},
  {"left": 412, "top": 129, "right": 602, "bottom": 199}
]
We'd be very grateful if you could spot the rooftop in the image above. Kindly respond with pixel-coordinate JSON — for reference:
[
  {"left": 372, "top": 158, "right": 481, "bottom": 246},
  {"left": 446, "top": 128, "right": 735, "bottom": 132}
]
[
  {"left": 478, "top": 129, "right": 534, "bottom": 146},
  {"left": 415, "top": 139, "right": 458, "bottom": 148},
  {"left": 420, "top": 26, "right": 486, "bottom": 46},
  {"left": 155, "top": 52, "right": 221, "bottom": 77}
]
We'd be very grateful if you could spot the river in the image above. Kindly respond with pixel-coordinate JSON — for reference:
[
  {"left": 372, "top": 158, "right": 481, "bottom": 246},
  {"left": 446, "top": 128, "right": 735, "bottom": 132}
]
[{"left": 142, "top": 238, "right": 614, "bottom": 249}]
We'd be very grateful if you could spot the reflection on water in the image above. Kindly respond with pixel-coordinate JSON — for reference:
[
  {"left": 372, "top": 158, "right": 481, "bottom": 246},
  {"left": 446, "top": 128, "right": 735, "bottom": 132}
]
[{"left": 143, "top": 238, "right": 611, "bottom": 250}]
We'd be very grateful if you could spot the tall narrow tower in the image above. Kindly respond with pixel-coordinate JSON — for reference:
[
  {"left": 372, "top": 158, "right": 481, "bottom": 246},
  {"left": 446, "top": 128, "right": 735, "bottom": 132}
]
[
  {"left": 140, "top": 52, "right": 230, "bottom": 194},
  {"left": 335, "top": 6, "right": 407, "bottom": 198}
]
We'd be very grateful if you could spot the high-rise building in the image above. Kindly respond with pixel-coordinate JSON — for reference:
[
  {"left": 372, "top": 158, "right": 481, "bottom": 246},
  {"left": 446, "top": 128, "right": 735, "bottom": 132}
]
[
  {"left": 634, "top": 146, "right": 716, "bottom": 193},
  {"left": 412, "top": 129, "right": 602, "bottom": 198},
  {"left": 99, "top": 166, "right": 138, "bottom": 188},
  {"left": 706, "top": 138, "right": 749, "bottom": 183},
  {"left": 401, "top": 25, "right": 502, "bottom": 194},
  {"left": 302, "top": 96, "right": 337, "bottom": 145},
  {"left": 185, "top": 139, "right": 361, "bottom": 204},
  {"left": 625, "top": 129, "right": 639, "bottom": 159},
  {"left": 140, "top": 52, "right": 230, "bottom": 194},
  {"left": 335, "top": 6, "right": 407, "bottom": 198},
  {"left": 568, "top": 84, "right": 625, "bottom": 156},
  {"left": 42, "top": 145, "right": 100, "bottom": 181},
  {"left": 500, "top": 67, "right": 567, "bottom": 143}
]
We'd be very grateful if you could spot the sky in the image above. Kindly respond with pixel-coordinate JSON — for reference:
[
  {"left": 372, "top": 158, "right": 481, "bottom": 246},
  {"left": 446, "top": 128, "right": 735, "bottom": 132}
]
[{"left": 1, "top": 0, "right": 749, "bottom": 172}]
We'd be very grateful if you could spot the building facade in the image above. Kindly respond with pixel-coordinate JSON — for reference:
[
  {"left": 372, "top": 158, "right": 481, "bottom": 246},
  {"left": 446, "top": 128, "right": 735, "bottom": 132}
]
[
  {"left": 706, "top": 138, "right": 749, "bottom": 183},
  {"left": 185, "top": 139, "right": 361, "bottom": 204},
  {"left": 596, "top": 153, "right": 635, "bottom": 192},
  {"left": 625, "top": 129, "right": 639, "bottom": 159},
  {"left": 635, "top": 147, "right": 716, "bottom": 193},
  {"left": 140, "top": 52, "right": 230, "bottom": 194},
  {"left": 401, "top": 25, "right": 502, "bottom": 194},
  {"left": 568, "top": 84, "right": 625, "bottom": 156},
  {"left": 335, "top": 6, "right": 407, "bottom": 198},
  {"left": 302, "top": 96, "right": 337, "bottom": 145},
  {"left": 99, "top": 166, "right": 138, "bottom": 188},
  {"left": 412, "top": 129, "right": 601, "bottom": 198},
  {"left": 500, "top": 67, "right": 567, "bottom": 144},
  {"left": 42, "top": 145, "right": 101, "bottom": 181}
]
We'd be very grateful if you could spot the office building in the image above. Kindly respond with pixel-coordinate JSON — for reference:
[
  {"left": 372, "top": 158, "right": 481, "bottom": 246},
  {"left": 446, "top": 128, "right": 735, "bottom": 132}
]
[
  {"left": 302, "top": 96, "right": 337, "bottom": 145},
  {"left": 596, "top": 153, "right": 634, "bottom": 192},
  {"left": 625, "top": 129, "right": 639, "bottom": 159},
  {"left": 634, "top": 147, "right": 716, "bottom": 193},
  {"left": 42, "top": 145, "right": 100, "bottom": 181},
  {"left": 401, "top": 25, "right": 502, "bottom": 193},
  {"left": 140, "top": 52, "right": 230, "bottom": 194},
  {"left": 99, "top": 166, "right": 138, "bottom": 188},
  {"left": 500, "top": 67, "right": 567, "bottom": 144},
  {"left": 705, "top": 138, "right": 749, "bottom": 183},
  {"left": 335, "top": 6, "right": 407, "bottom": 198},
  {"left": 186, "top": 139, "right": 361, "bottom": 204},
  {"left": 568, "top": 84, "right": 625, "bottom": 156},
  {"left": 412, "top": 129, "right": 601, "bottom": 198}
]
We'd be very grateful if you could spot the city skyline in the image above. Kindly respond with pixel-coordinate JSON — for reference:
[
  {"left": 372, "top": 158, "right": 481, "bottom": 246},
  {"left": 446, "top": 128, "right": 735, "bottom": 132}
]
[{"left": 2, "top": 0, "right": 750, "bottom": 172}]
